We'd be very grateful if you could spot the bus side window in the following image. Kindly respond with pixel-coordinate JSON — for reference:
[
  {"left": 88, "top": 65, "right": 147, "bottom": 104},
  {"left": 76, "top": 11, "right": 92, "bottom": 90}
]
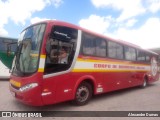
[
  {"left": 108, "top": 41, "right": 123, "bottom": 59},
  {"left": 146, "top": 54, "right": 151, "bottom": 62},
  {"left": 124, "top": 46, "right": 136, "bottom": 61},
  {"left": 95, "top": 39, "right": 107, "bottom": 57},
  {"left": 82, "top": 33, "right": 96, "bottom": 56},
  {"left": 44, "top": 26, "right": 78, "bottom": 75},
  {"left": 137, "top": 50, "right": 146, "bottom": 62},
  {"left": 82, "top": 32, "right": 108, "bottom": 58}
]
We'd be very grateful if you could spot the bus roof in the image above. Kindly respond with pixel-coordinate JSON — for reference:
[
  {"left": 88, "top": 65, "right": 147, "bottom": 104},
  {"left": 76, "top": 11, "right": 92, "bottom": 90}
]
[{"left": 31, "top": 20, "right": 159, "bottom": 56}]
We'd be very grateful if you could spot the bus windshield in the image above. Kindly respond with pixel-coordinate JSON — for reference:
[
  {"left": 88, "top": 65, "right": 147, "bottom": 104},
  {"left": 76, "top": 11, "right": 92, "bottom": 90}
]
[{"left": 12, "top": 24, "right": 46, "bottom": 76}]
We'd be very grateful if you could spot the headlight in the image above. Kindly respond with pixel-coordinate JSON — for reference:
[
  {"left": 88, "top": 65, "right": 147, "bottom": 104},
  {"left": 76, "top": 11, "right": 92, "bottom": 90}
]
[{"left": 19, "top": 83, "right": 38, "bottom": 92}]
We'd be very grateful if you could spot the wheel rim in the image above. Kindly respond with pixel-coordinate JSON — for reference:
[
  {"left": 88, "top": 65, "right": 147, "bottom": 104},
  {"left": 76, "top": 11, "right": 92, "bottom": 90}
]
[{"left": 76, "top": 86, "right": 89, "bottom": 103}]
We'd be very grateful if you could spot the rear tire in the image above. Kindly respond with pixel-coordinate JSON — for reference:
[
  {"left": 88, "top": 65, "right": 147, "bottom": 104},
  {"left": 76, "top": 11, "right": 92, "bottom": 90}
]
[{"left": 72, "top": 81, "right": 92, "bottom": 106}]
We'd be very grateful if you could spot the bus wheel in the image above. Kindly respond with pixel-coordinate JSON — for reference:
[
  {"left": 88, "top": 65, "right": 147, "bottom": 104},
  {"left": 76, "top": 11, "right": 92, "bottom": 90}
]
[
  {"left": 141, "top": 78, "right": 147, "bottom": 88},
  {"left": 72, "top": 82, "right": 92, "bottom": 106}
]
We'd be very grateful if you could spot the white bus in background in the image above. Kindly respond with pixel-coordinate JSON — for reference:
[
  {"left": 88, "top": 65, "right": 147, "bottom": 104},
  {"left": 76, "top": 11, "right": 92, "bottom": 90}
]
[
  {"left": 0, "top": 36, "right": 17, "bottom": 79},
  {"left": 0, "top": 60, "right": 10, "bottom": 79}
]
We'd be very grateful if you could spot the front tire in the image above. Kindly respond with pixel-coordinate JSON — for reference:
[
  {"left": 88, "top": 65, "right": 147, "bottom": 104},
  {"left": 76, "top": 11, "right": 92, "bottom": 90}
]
[{"left": 72, "top": 82, "right": 92, "bottom": 106}]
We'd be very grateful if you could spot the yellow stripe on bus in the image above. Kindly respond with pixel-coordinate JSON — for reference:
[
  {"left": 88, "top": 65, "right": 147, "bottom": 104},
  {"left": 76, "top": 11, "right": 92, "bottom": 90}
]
[
  {"left": 10, "top": 79, "right": 21, "bottom": 87},
  {"left": 72, "top": 69, "right": 148, "bottom": 73},
  {"left": 38, "top": 68, "right": 44, "bottom": 72},
  {"left": 30, "top": 54, "right": 46, "bottom": 58},
  {"left": 77, "top": 58, "right": 149, "bottom": 67},
  {"left": 40, "top": 55, "right": 46, "bottom": 58},
  {"left": 30, "top": 53, "right": 38, "bottom": 57}
]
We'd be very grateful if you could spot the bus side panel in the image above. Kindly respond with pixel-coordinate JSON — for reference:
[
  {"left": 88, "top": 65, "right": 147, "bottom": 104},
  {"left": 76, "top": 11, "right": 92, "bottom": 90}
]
[
  {"left": 148, "top": 73, "right": 160, "bottom": 83},
  {"left": 62, "top": 72, "right": 99, "bottom": 103},
  {"left": 73, "top": 57, "right": 149, "bottom": 93},
  {"left": 51, "top": 73, "right": 75, "bottom": 103},
  {"left": 103, "top": 72, "right": 131, "bottom": 92},
  {"left": 42, "top": 72, "right": 101, "bottom": 105},
  {"left": 42, "top": 76, "right": 57, "bottom": 105}
]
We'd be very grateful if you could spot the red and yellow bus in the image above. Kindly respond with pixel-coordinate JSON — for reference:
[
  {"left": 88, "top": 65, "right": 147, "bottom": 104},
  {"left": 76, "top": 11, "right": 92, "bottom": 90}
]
[{"left": 9, "top": 20, "right": 159, "bottom": 106}]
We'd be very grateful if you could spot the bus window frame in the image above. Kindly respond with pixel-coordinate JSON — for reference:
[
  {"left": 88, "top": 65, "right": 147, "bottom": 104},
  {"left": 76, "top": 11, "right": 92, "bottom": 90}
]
[
  {"left": 44, "top": 25, "right": 78, "bottom": 75},
  {"left": 81, "top": 32, "right": 108, "bottom": 58}
]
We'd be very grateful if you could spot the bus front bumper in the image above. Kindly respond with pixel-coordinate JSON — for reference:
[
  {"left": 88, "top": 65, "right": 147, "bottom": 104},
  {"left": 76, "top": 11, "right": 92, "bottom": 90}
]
[{"left": 9, "top": 83, "right": 44, "bottom": 106}]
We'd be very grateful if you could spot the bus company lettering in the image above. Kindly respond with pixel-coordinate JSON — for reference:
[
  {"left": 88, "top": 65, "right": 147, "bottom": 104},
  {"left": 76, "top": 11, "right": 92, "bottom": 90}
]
[
  {"left": 94, "top": 63, "right": 145, "bottom": 70},
  {"left": 119, "top": 65, "right": 145, "bottom": 70},
  {"left": 119, "top": 65, "right": 135, "bottom": 69},
  {"left": 94, "top": 64, "right": 111, "bottom": 68}
]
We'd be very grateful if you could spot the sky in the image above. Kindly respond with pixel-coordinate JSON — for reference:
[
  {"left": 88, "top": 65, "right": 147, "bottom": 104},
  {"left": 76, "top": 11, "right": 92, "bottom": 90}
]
[{"left": 0, "top": 0, "right": 160, "bottom": 49}]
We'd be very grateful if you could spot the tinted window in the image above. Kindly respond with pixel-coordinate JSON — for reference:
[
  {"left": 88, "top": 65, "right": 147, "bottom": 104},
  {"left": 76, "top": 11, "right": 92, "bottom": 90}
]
[
  {"left": 95, "top": 39, "right": 107, "bottom": 57},
  {"left": 137, "top": 50, "right": 145, "bottom": 61},
  {"left": 124, "top": 46, "right": 136, "bottom": 61},
  {"left": 82, "top": 33, "right": 96, "bottom": 55},
  {"left": 82, "top": 33, "right": 107, "bottom": 57},
  {"left": 0, "top": 38, "right": 17, "bottom": 52},
  {"left": 146, "top": 53, "right": 151, "bottom": 62},
  {"left": 108, "top": 41, "right": 123, "bottom": 59},
  {"left": 0, "top": 39, "right": 6, "bottom": 51},
  {"left": 44, "top": 26, "right": 78, "bottom": 74}
]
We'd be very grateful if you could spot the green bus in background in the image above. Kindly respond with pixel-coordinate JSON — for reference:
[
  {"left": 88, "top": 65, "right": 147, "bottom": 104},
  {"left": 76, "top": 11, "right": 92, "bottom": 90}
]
[{"left": 0, "top": 36, "right": 17, "bottom": 69}]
